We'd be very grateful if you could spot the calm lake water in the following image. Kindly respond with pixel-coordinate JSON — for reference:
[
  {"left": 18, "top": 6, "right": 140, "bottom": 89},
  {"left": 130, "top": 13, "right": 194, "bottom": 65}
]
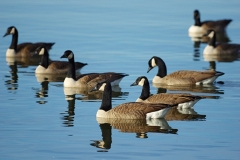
[{"left": 0, "top": 0, "right": 240, "bottom": 159}]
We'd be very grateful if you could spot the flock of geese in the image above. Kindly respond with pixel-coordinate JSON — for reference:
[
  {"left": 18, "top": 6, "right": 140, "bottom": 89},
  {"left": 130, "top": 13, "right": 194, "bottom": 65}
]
[{"left": 3, "top": 10, "right": 239, "bottom": 123}]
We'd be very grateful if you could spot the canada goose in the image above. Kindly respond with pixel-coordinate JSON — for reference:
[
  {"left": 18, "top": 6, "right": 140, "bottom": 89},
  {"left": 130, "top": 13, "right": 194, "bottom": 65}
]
[
  {"left": 60, "top": 50, "right": 128, "bottom": 88},
  {"left": 3, "top": 26, "right": 55, "bottom": 57},
  {"left": 188, "top": 10, "right": 232, "bottom": 35},
  {"left": 147, "top": 56, "right": 224, "bottom": 85},
  {"left": 131, "top": 76, "right": 203, "bottom": 109},
  {"left": 91, "top": 81, "right": 174, "bottom": 119},
  {"left": 34, "top": 46, "right": 87, "bottom": 74},
  {"left": 203, "top": 30, "right": 240, "bottom": 56}
]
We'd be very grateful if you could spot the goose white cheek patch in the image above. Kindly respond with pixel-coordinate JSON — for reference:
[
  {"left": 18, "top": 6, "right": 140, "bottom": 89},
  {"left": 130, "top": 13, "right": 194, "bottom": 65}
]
[
  {"left": 151, "top": 58, "right": 156, "bottom": 67},
  {"left": 68, "top": 53, "right": 73, "bottom": 59},
  {"left": 138, "top": 78, "right": 145, "bottom": 86},
  {"left": 39, "top": 48, "right": 45, "bottom": 55},
  {"left": 10, "top": 28, "right": 15, "bottom": 34}
]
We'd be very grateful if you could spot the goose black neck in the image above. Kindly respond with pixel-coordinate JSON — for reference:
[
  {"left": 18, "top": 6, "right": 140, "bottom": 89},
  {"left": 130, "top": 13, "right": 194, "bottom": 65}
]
[
  {"left": 155, "top": 57, "right": 167, "bottom": 78},
  {"left": 194, "top": 18, "right": 202, "bottom": 26},
  {"left": 9, "top": 28, "right": 18, "bottom": 51},
  {"left": 139, "top": 79, "right": 150, "bottom": 100},
  {"left": 40, "top": 51, "right": 50, "bottom": 68},
  {"left": 100, "top": 82, "right": 112, "bottom": 112},
  {"left": 208, "top": 32, "right": 216, "bottom": 47},
  {"left": 67, "top": 57, "right": 76, "bottom": 80}
]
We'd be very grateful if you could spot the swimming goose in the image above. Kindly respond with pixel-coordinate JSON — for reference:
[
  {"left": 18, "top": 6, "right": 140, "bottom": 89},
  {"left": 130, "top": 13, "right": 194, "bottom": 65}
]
[
  {"left": 34, "top": 46, "right": 87, "bottom": 74},
  {"left": 188, "top": 10, "right": 232, "bottom": 35},
  {"left": 91, "top": 81, "right": 174, "bottom": 119},
  {"left": 130, "top": 76, "right": 203, "bottom": 109},
  {"left": 203, "top": 30, "right": 240, "bottom": 56},
  {"left": 147, "top": 56, "right": 224, "bottom": 85},
  {"left": 60, "top": 50, "right": 128, "bottom": 88},
  {"left": 3, "top": 26, "right": 55, "bottom": 57}
]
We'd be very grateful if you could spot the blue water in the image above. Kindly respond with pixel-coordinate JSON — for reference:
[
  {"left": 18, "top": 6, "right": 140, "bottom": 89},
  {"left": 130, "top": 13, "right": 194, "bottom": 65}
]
[{"left": 0, "top": 0, "right": 240, "bottom": 159}]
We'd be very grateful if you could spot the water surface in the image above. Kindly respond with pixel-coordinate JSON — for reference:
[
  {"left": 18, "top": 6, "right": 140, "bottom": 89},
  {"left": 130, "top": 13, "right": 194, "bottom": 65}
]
[{"left": 0, "top": 0, "right": 240, "bottom": 159}]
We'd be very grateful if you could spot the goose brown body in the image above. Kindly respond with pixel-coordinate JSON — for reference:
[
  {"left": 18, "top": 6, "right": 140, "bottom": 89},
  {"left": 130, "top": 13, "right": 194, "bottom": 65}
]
[
  {"left": 147, "top": 56, "right": 224, "bottom": 85},
  {"left": 97, "top": 102, "right": 172, "bottom": 119}
]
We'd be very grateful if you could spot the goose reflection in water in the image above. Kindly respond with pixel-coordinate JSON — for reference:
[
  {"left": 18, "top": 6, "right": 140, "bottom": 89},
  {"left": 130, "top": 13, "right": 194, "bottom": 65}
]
[
  {"left": 6, "top": 56, "right": 42, "bottom": 67},
  {"left": 33, "top": 81, "right": 49, "bottom": 104},
  {"left": 64, "top": 86, "right": 129, "bottom": 101},
  {"left": 155, "top": 84, "right": 224, "bottom": 95},
  {"left": 5, "top": 61, "right": 18, "bottom": 91},
  {"left": 91, "top": 118, "right": 178, "bottom": 152},
  {"left": 61, "top": 94, "right": 75, "bottom": 127},
  {"left": 165, "top": 106, "right": 206, "bottom": 121}
]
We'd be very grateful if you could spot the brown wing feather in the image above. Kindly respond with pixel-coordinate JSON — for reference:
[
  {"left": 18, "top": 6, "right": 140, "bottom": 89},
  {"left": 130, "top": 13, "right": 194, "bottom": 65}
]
[
  {"left": 165, "top": 70, "right": 218, "bottom": 84},
  {"left": 108, "top": 102, "right": 171, "bottom": 119},
  {"left": 75, "top": 72, "right": 127, "bottom": 88},
  {"left": 146, "top": 93, "right": 197, "bottom": 105}
]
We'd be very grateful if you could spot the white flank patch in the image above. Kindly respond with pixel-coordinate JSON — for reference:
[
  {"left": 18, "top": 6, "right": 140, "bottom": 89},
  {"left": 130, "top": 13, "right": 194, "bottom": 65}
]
[
  {"left": 146, "top": 107, "right": 171, "bottom": 119},
  {"left": 196, "top": 76, "right": 218, "bottom": 85},
  {"left": 96, "top": 110, "right": 107, "bottom": 118},
  {"left": 35, "top": 65, "right": 47, "bottom": 74},
  {"left": 177, "top": 99, "right": 200, "bottom": 109},
  {"left": 64, "top": 77, "right": 77, "bottom": 87},
  {"left": 151, "top": 58, "right": 157, "bottom": 67},
  {"left": 188, "top": 25, "right": 204, "bottom": 34},
  {"left": 138, "top": 78, "right": 145, "bottom": 86},
  {"left": 68, "top": 52, "right": 73, "bottom": 59},
  {"left": 6, "top": 49, "right": 16, "bottom": 57},
  {"left": 10, "top": 27, "right": 15, "bottom": 34},
  {"left": 39, "top": 47, "right": 45, "bottom": 55}
]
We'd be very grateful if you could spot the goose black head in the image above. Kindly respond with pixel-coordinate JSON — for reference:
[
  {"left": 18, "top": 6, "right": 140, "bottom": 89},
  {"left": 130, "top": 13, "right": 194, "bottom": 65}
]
[
  {"left": 194, "top": 10, "right": 200, "bottom": 19},
  {"left": 147, "top": 56, "right": 157, "bottom": 73},
  {"left": 131, "top": 76, "right": 148, "bottom": 87},
  {"left": 61, "top": 50, "right": 74, "bottom": 59},
  {"left": 3, "top": 26, "right": 16, "bottom": 37}
]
